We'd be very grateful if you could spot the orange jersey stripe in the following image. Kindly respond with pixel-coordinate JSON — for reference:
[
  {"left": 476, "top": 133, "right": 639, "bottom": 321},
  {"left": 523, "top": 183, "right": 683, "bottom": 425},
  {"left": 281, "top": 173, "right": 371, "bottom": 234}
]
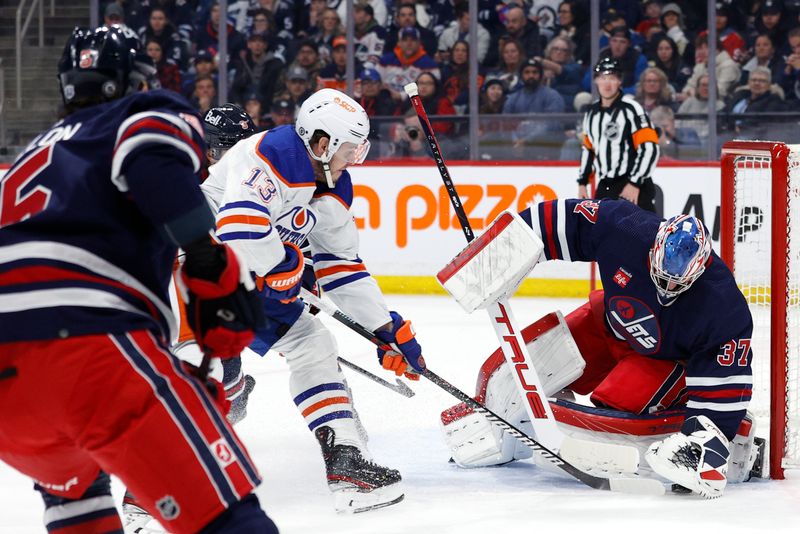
[
  {"left": 217, "top": 214, "right": 271, "bottom": 228},
  {"left": 301, "top": 396, "right": 351, "bottom": 417},
  {"left": 582, "top": 134, "right": 593, "bottom": 150},
  {"left": 632, "top": 127, "right": 658, "bottom": 149},
  {"left": 173, "top": 271, "right": 195, "bottom": 343},
  {"left": 314, "top": 263, "right": 367, "bottom": 279}
]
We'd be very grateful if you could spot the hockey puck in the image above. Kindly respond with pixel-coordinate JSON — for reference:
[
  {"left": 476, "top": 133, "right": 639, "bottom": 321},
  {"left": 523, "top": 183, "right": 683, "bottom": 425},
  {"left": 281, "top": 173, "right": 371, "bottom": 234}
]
[{"left": 671, "top": 484, "right": 692, "bottom": 494}]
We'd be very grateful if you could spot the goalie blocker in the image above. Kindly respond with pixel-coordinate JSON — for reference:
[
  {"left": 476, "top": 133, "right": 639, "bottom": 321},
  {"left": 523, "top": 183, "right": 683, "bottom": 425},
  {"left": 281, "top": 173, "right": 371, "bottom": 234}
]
[{"left": 440, "top": 312, "right": 761, "bottom": 485}]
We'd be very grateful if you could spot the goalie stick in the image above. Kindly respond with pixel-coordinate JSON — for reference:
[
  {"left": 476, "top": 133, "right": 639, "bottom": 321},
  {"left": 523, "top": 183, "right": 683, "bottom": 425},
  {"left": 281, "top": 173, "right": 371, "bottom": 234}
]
[{"left": 299, "top": 288, "right": 664, "bottom": 495}]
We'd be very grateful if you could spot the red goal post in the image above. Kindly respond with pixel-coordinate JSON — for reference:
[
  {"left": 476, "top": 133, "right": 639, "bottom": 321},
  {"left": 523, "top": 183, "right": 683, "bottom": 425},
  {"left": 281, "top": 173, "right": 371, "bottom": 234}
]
[{"left": 720, "top": 140, "right": 799, "bottom": 480}]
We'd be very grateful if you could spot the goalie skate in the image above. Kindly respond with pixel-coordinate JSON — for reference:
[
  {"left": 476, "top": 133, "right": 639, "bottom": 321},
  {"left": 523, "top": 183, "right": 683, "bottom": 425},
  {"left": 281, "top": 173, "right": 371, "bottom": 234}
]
[
  {"left": 315, "top": 426, "right": 404, "bottom": 513},
  {"left": 122, "top": 502, "right": 168, "bottom": 534}
]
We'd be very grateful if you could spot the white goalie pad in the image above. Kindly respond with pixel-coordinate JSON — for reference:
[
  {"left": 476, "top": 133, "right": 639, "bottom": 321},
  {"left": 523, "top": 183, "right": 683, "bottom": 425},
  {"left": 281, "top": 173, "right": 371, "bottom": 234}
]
[
  {"left": 442, "top": 312, "right": 585, "bottom": 467},
  {"left": 437, "top": 210, "right": 544, "bottom": 313}
]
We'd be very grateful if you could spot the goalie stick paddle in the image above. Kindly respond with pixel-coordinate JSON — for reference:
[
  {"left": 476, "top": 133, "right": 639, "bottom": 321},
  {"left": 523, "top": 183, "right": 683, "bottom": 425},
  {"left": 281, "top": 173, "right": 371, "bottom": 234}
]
[{"left": 299, "top": 288, "right": 664, "bottom": 495}]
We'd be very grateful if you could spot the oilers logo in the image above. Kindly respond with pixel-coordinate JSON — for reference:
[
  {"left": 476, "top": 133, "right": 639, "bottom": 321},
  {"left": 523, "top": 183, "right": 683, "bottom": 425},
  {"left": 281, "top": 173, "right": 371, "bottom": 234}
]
[
  {"left": 607, "top": 296, "right": 661, "bottom": 354},
  {"left": 275, "top": 206, "right": 317, "bottom": 245}
]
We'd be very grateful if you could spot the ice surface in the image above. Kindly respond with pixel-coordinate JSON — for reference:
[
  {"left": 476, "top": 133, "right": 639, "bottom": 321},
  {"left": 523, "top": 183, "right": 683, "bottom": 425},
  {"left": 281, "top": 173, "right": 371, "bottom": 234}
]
[{"left": 2, "top": 296, "right": 799, "bottom": 533}]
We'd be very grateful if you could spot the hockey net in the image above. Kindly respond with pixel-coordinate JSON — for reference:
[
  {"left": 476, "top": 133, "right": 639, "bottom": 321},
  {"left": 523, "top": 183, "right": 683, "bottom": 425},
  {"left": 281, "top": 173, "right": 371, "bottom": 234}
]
[{"left": 721, "top": 141, "right": 800, "bottom": 479}]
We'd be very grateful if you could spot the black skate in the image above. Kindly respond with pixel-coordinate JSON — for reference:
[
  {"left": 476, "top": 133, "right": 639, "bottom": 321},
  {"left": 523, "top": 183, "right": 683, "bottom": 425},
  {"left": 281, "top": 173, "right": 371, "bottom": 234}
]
[
  {"left": 315, "top": 426, "right": 404, "bottom": 513},
  {"left": 227, "top": 374, "right": 256, "bottom": 425}
]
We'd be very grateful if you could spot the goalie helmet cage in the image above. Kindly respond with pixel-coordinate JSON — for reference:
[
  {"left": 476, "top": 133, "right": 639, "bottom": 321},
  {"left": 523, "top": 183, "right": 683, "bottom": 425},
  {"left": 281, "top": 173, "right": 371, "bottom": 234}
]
[{"left": 720, "top": 140, "right": 800, "bottom": 480}]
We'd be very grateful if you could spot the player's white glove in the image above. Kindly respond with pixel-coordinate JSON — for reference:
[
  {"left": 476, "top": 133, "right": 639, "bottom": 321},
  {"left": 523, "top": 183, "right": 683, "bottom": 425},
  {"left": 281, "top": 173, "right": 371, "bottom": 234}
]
[{"left": 645, "top": 415, "right": 730, "bottom": 499}]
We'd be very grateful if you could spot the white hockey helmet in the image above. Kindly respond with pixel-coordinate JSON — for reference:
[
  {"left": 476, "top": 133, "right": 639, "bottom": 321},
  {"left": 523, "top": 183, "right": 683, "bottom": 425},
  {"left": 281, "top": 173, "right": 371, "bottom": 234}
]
[{"left": 295, "top": 88, "right": 371, "bottom": 186}]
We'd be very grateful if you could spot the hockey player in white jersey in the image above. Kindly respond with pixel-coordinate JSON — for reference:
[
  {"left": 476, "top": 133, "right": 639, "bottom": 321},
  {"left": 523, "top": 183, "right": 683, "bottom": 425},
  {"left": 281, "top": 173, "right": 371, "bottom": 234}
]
[{"left": 201, "top": 88, "right": 425, "bottom": 513}]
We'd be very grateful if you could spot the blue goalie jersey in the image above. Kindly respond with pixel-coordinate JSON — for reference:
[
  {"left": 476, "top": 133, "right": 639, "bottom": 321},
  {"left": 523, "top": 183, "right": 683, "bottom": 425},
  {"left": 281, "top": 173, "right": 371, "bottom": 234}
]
[
  {"left": 0, "top": 90, "right": 212, "bottom": 343},
  {"left": 522, "top": 199, "right": 754, "bottom": 439}
]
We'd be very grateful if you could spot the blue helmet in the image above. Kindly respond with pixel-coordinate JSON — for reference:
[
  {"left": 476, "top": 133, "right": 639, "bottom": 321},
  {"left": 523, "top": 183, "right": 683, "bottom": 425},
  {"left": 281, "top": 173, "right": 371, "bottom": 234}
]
[{"left": 649, "top": 215, "right": 711, "bottom": 305}]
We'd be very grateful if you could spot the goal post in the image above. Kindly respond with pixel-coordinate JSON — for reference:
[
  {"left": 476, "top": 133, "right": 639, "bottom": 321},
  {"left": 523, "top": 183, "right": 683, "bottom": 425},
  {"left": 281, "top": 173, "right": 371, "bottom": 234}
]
[{"left": 720, "top": 140, "right": 799, "bottom": 480}]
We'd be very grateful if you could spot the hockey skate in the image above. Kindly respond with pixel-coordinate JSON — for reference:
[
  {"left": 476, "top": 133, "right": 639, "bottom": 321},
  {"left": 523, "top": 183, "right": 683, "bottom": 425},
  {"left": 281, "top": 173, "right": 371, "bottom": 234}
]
[
  {"left": 122, "top": 502, "right": 168, "bottom": 534},
  {"left": 315, "top": 426, "right": 404, "bottom": 513},
  {"left": 227, "top": 374, "right": 256, "bottom": 425}
]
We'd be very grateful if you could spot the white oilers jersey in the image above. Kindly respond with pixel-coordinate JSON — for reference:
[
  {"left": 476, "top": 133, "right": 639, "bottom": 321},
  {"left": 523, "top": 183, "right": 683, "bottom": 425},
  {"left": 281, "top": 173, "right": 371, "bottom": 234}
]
[{"left": 201, "top": 125, "right": 391, "bottom": 332}]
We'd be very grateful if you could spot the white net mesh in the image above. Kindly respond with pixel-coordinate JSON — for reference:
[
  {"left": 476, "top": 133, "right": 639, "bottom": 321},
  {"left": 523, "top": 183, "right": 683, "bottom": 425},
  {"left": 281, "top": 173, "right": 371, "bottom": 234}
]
[{"left": 729, "top": 146, "right": 800, "bottom": 476}]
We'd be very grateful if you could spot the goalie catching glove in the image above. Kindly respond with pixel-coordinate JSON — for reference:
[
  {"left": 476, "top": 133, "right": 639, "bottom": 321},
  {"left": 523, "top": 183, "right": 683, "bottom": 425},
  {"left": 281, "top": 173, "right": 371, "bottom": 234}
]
[
  {"left": 179, "top": 236, "right": 265, "bottom": 358},
  {"left": 376, "top": 311, "right": 425, "bottom": 380},
  {"left": 645, "top": 415, "right": 730, "bottom": 499},
  {"left": 256, "top": 241, "right": 304, "bottom": 303}
]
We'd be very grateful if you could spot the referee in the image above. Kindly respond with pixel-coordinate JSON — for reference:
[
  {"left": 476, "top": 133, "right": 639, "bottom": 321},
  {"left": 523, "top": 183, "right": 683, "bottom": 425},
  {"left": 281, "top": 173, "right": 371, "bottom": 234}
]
[{"left": 578, "top": 57, "right": 659, "bottom": 211}]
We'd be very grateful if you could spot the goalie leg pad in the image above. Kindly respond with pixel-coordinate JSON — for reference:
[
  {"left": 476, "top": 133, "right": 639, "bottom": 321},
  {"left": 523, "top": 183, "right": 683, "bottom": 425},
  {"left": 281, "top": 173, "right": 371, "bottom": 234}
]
[
  {"left": 441, "top": 311, "right": 585, "bottom": 467},
  {"left": 437, "top": 210, "right": 544, "bottom": 313}
]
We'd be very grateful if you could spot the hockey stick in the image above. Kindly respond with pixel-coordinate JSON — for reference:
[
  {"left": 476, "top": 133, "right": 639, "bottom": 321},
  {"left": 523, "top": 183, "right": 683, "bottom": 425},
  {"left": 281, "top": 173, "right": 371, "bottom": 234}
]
[
  {"left": 404, "top": 82, "right": 563, "bottom": 449},
  {"left": 337, "top": 356, "right": 415, "bottom": 398},
  {"left": 299, "top": 288, "right": 664, "bottom": 495}
]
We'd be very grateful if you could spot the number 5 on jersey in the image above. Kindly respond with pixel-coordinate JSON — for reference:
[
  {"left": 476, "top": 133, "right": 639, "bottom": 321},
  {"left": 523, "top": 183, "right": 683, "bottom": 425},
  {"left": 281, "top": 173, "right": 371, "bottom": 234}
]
[{"left": 0, "top": 145, "right": 54, "bottom": 228}]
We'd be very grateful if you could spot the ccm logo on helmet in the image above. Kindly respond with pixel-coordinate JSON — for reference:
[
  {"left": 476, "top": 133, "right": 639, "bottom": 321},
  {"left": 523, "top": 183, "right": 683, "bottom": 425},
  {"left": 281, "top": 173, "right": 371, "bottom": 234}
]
[{"left": 334, "top": 97, "right": 356, "bottom": 113}]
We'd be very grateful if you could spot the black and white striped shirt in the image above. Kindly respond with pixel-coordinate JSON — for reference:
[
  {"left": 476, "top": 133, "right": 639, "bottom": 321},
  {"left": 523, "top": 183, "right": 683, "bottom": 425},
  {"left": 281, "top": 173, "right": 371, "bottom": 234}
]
[{"left": 578, "top": 93, "right": 659, "bottom": 186}]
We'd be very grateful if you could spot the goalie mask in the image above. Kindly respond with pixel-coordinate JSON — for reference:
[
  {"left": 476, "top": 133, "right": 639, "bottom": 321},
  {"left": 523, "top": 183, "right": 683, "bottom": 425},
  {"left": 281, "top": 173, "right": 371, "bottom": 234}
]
[
  {"left": 649, "top": 215, "right": 711, "bottom": 306},
  {"left": 295, "top": 88, "right": 371, "bottom": 187}
]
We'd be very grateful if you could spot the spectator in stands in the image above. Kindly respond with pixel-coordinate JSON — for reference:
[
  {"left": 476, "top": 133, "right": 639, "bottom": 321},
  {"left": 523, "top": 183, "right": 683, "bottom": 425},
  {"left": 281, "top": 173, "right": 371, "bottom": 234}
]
[
  {"left": 263, "top": 98, "right": 296, "bottom": 129},
  {"left": 555, "top": 0, "right": 589, "bottom": 65},
  {"left": 230, "top": 32, "right": 285, "bottom": 110},
  {"left": 289, "top": 40, "right": 324, "bottom": 92},
  {"left": 649, "top": 34, "right": 691, "bottom": 94},
  {"left": 487, "top": 39, "right": 526, "bottom": 93},
  {"left": 249, "top": 0, "right": 295, "bottom": 41},
  {"left": 660, "top": 3, "right": 690, "bottom": 58},
  {"left": 781, "top": 27, "right": 800, "bottom": 103},
  {"left": 636, "top": 0, "right": 662, "bottom": 36},
  {"left": 741, "top": 34, "right": 786, "bottom": 88},
  {"left": 538, "top": 36, "right": 582, "bottom": 109},
  {"left": 191, "top": 74, "right": 218, "bottom": 114},
  {"left": 502, "top": 4, "right": 542, "bottom": 59},
  {"left": 246, "top": 8, "right": 288, "bottom": 63},
  {"left": 598, "top": 8, "right": 645, "bottom": 51},
  {"left": 336, "top": 0, "right": 389, "bottom": 29},
  {"left": 378, "top": 27, "right": 440, "bottom": 101},
  {"left": 442, "top": 41, "right": 484, "bottom": 113},
  {"left": 138, "top": 6, "right": 186, "bottom": 70},
  {"left": 676, "top": 73, "right": 724, "bottom": 139},
  {"left": 650, "top": 105, "right": 702, "bottom": 159},
  {"left": 682, "top": 33, "right": 741, "bottom": 102},
  {"left": 104, "top": 2, "right": 126, "bottom": 26},
  {"left": 438, "top": 3, "right": 489, "bottom": 64},
  {"left": 503, "top": 58, "right": 565, "bottom": 148},
  {"left": 582, "top": 26, "right": 647, "bottom": 95},
  {"left": 357, "top": 67, "right": 397, "bottom": 150},
  {"left": 297, "top": 0, "right": 328, "bottom": 38},
  {"left": 276, "top": 66, "right": 313, "bottom": 109},
  {"left": 635, "top": 67, "right": 676, "bottom": 112},
  {"left": 133, "top": 0, "right": 193, "bottom": 45},
  {"left": 752, "top": 0, "right": 790, "bottom": 52},
  {"left": 390, "top": 109, "right": 431, "bottom": 158},
  {"left": 317, "top": 36, "right": 353, "bottom": 92},
  {"left": 722, "top": 66, "right": 786, "bottom": 136},
  {"left": 384, "top": 3, "right": 440, "bottom": 57},
  {"left": 243, "top": 92, "right": 269, "bottom": 131},
  {"left": 311, "top": 7, "right": 343, "bottom": 65},
  {"left": 181, "top": 50, "right": 217, "bottom": 99},
  {"left": 196, "top": 2, "right": 246, "bottom": 63},
  {"left": 480, "top": 78, "right": 508, "bottom": 114},
  {"left": 402, "top": 71, "right": 457, "bottom": 136},
  {"left": 354, "top": 3, "right": 387, "bottom": 66},
  {"left": 716, "top": 2, "right": 747, "bottom": 63},
  {"left": 145, "top": 38, "right": 181, "bottom": 92}
]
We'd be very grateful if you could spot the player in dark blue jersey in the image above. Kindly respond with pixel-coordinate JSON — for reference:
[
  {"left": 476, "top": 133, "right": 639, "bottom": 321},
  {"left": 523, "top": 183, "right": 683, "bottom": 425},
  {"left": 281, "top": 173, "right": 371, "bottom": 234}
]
[
  {"left": 440, "top": 199, "right": 754, "bottom": 499},
  {"left": 0, "top": 25, "right": 276, "bottom": 533}
]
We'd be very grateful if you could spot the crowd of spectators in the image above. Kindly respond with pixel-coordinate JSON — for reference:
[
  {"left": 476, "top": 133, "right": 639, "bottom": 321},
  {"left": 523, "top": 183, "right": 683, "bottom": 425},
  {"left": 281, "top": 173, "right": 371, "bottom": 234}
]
[{"left": 102, "top": 0, "right": 800, "bottom": 160}]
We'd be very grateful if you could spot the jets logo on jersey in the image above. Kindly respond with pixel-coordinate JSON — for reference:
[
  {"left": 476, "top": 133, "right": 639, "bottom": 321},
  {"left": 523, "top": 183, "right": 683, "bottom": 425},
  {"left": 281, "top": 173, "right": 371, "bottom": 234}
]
[
  {"left": 275, "top": 206, "right": 317, "bottom": 245},
  {"left": 607, "top": 296, "right": 661, "bottom": 354},
  {"left": 573, "top": 199, "right": 600, "bottom": 223}
]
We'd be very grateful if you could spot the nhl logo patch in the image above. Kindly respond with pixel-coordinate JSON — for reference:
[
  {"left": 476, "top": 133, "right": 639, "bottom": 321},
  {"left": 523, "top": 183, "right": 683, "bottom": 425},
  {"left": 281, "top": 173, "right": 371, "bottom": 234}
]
[
  {"left": 211, "top": 438, "right": 235, "bottom": 467},
  {"left": 156, "top": 495, "right": 180, "bottom": 520},
  {"left": 604, "top": 121, "right": 620, "bottom": 140},
  {"left": 613, "top": 267, "right": 632, "bottom": 288}
]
